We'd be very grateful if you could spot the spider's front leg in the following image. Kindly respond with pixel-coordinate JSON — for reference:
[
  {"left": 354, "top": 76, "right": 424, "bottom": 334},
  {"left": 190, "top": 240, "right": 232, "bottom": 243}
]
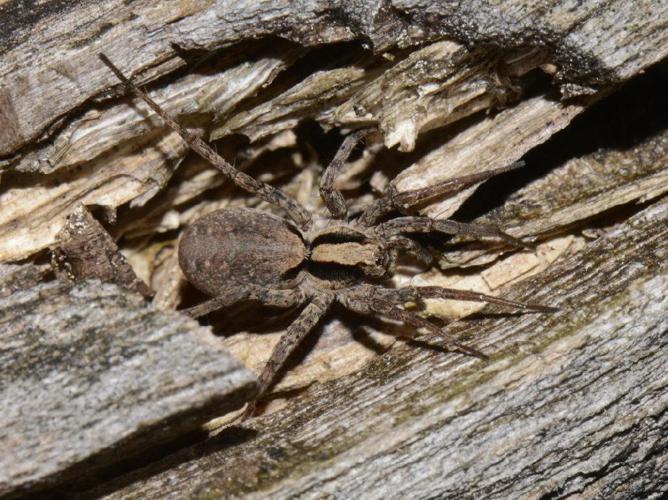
[
  {"left": 377, "top": 216, "right": 534, "bottom": 250},
  {"left": 386, "top": 236, "right": 434, "bottom": 266},
  {"left": 243, "top": 292, "right": 334, "bottom": 419},
  {"left": 358, "top": 161, "right": 526, "bottom": 226},
  {"left": 319, "top": 128, "right": 374, "bottom": 219}
]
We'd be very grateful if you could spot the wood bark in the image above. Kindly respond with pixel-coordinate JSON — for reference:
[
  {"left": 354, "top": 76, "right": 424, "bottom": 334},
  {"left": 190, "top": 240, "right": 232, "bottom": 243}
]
[
  {"left": 0, "top": 273, "right": 256, "bottom": 498},
  {"left": 0, "top": 0, "right": 666, "bottom": 498}
]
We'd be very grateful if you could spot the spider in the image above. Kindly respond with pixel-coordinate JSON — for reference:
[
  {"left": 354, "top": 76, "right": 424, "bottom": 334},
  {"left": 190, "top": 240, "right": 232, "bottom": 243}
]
[{"left": 100, "top": 54, "right": 555, "bottom": 417}]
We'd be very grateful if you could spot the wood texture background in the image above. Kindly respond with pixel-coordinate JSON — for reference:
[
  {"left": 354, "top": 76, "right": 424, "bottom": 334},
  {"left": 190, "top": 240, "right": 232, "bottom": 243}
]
[
  {"left": 0, "top": 272, "right": 256, "bottom": 497},
  {"left": 0, "top": 0, "right": 666, "bottom": 497}
]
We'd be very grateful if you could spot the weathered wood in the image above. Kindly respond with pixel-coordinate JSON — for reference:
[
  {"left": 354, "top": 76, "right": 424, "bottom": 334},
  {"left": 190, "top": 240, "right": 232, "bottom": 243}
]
[
  {"left": 52, "top": 204, "right": 153, "bottom": 298},
  {"left": 93, "top": 196, "right": 667, "bottom": 499},
  {"left": 0, "top": 0, "right": 666, "bottom": 497},
  {"left": 0, "top": 0, "right": 666, "bottom": 262},
  {"left": 0, "top": 276, "right": 257, "bottom": 498},
  {"left": 1, "top": 0, "right": 666, "bottom": 156}
]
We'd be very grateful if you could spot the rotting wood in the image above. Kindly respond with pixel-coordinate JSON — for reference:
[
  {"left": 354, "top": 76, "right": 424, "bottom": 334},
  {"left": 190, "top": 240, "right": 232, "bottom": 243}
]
[
  {"left": 0, "top": 39, "right": 552, "bottom": 261},
  {"left": 52, "top": 204, "right": 153, "bottom": 298},
  {"left": 179, "top": 64, "right": 668, "bottom": 402},
  {"left": 0, "top": 276, "right": 257, "bottom": 498},
  {"left": 0, "top": 1, "right": 667, "bottom": 262},
  {"left": 91, "top": 196, "right": 668, "bottom": 500}
]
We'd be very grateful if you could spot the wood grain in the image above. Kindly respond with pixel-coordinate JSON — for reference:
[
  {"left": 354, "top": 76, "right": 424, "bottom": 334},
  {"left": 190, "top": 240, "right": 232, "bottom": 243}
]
[{"left": 0, "top": 276, "right": 257, "bottom": 498}]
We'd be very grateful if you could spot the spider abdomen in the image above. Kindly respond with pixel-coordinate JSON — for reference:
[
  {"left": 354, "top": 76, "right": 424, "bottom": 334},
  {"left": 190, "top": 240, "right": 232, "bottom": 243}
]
[{"left": 179, "top": 208, "right": 305, "bottom": 296}]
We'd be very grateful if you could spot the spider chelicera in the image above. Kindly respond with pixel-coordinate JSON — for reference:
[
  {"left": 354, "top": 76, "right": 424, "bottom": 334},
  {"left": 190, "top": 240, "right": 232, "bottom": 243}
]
[{"left": 100, "top": 54, "right": 555, "bottom": 417}]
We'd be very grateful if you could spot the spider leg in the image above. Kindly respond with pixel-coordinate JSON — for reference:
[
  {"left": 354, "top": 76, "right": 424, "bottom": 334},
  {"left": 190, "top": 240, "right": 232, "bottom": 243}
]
[
  {"left": 243, "top": 292, "right": 334, "bottom": 419},
  {"left": 99, "top": 54, "right": 311, "bottom": 229},
  {"left": 319, "top": 128, "right": 374, "bottom": 219},
  {"left": 376, "top": 286, "right": 558, "bottom": 313},
  {"left": 386, "top": 236, "right": 434, "bottom": 266},
  {"left": 338, "top": 289, "right": 486, "bottom": 359},
  {"left": 359, "top": 161, "right": 525, "bottom": 226},
  {"left": 182, "top": 286, "right": 305, "bottom": 318},
  {"left": 377, "top": 216, "right": 534, "bottom": 250}
]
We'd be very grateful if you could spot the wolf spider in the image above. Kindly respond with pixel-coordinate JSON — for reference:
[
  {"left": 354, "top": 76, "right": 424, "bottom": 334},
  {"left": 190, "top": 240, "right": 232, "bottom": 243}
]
[{"left": 100, "top": 54, "right": 555, "bottom": 417}]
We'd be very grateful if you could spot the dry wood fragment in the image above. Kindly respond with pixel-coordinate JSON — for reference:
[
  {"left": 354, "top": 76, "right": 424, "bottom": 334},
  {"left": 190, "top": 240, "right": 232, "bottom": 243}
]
[
  {"left": 52, "top": 204, "right": 153, "bottom": 298},
  {"left": 0, "top": 277, "right": 257, "bottom": 498}
]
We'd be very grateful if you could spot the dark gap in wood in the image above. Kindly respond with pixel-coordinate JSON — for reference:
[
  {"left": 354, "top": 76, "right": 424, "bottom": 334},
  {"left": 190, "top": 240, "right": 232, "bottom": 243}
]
[
  {"left": 226, "top": 39, "right": 377, "bottom": 118},
  {"left": 71, "top": 426, "right": 260, "bottom": 500},
  {"left": 455, "top": 56, "right": 668, "bottom": 223}
]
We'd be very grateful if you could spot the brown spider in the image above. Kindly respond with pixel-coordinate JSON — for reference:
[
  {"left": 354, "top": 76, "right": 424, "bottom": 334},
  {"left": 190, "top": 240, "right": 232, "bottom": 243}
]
[{"left": 100, "top": 54, "right": 556, "bottom": 417}]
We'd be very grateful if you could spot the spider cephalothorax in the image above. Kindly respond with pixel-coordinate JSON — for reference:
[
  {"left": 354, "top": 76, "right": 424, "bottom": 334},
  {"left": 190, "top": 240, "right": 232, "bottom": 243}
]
[{"left": 101, "top": 54, "right": 556, "bottom": 417}]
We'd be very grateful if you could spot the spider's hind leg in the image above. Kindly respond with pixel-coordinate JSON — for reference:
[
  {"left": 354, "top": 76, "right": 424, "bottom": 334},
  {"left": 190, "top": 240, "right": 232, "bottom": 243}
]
[
  {"left": 376, "top": 286, "right": 558, "bottom": 314},
  {"left": 243, "top": 292, "right": 334, "bottom": 419}
]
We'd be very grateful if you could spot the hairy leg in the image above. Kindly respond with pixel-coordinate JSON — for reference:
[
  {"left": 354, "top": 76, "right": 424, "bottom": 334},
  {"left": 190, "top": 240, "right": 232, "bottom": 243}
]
[
  {"left": 358, "top": 161, "right": 525, "bottom": 226},
  {"left": 386, "top": 236, "right": 434, "bottom": 266},
  {"left": 319, "top": 128, "right": 373, "bottom": 219},
  {"left": 338, "top": 288, "right": 485, "bottom": 359},
  {"left": 244, "top": 292, "right": 334, "bottom": 418},
  {"left": 377, "top": 216, "right": 534, "bottom": 250},
  {"left": 376, "top": 286, "right": 557, "bottom": 313},
  {"left": 99, "top": 54, "right": 311, "bottom": 228},
  {"left": 182, "top": 286, "right": 306, "bottom": 318}
]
